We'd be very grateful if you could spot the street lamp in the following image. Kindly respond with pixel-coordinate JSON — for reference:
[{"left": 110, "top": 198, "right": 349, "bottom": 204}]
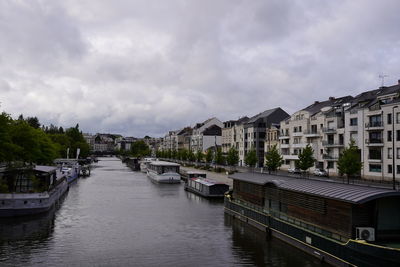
[{"left": 392, "top": 105, "right": 398, "bottom": 190}]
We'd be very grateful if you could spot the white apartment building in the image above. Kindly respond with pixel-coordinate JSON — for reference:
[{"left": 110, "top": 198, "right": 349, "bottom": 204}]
[
  {"left": 280, "top": 96, "right": 353, "bottom": 175},
  {"left": 190, "top": 117, "right": 223, "bottom": 152},
  {"left": 222, "top": 117, "right": 249, "bottom": 154}
]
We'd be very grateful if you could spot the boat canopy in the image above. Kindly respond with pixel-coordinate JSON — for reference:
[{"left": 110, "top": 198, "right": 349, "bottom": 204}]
[{"left": 229, "top": 172, "right": 400, "bottom": 204}]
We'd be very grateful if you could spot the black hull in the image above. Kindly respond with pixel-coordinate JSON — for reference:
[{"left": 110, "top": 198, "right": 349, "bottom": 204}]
[
  {"left": 184, "top": 185, "right": 224, "bottom": 198},
  {"left": 224, "top": 197, "right": 400, "bottom": 267}
]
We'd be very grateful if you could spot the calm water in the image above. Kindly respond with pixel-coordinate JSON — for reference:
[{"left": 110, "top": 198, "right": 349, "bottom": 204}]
[{"left": 0, "top": 158, "right": 327, "bottom": 266}]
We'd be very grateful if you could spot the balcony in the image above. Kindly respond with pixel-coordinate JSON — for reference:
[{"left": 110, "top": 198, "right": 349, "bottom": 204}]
[
  {"left": 365, "top": 121, "right": 384, "bottom": 130},
  {"left": 323, "top": 154, "right": 339, "bottom": 161},
  {"left": 365, "top": 138, "right": 384, "bottom": 146},
  {"left": 303, "top": 130, "right": 321, "bottom": 138},
  {"left": 322, "top": 127, "right": 336, "bottom": 133},
  {"left": 322, "top": 140, "right": 344, "bottom": 147},
  {"left": 280, "top": 143, "right": 290, "bottom": 148},
  {"left": 292, "top": 143, "right": 307, "bottom": 148},
  {"left": 368, "top": 156, "right": 382, "bottom": 163},
  {"left": 279, "top": 135, "right": 290, "bottom": 140},
  {"left": 283, "top": 154, "right": 299, "bottom": 160},
  {"left": 292, "top": 131, "right": 303, "bottom": 137}
]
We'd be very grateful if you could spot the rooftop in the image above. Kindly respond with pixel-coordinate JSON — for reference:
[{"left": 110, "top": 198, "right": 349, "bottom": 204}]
[{"left": 229, "top": 172, "right": 400, "bottom": 204}]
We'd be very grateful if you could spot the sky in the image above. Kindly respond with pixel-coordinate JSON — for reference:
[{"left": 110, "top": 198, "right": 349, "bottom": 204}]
[{"left": 1, "top": 0, "right": 400, "bottom": 137}]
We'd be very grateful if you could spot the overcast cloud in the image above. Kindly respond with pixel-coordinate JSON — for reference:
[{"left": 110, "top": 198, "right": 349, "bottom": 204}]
[{"left": 1, "top": 0, "right": 399, "bottom": 137}]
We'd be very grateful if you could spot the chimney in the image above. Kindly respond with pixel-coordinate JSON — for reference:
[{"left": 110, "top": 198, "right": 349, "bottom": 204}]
[
  {"left": 314, "top": 101, "right": 319, "bottom": 105},
  {"left": 329, "top": 97, "right": 335, "bottom": 101}
]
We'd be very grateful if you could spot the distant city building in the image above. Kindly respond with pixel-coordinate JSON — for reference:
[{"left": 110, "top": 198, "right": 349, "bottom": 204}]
[{"left": 190, "top": 117, "right": 223, "bottom": 152}]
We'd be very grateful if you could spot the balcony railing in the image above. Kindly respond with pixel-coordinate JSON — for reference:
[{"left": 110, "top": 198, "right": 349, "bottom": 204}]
[
  {"left": 365, "top": 121, "right": 384, "bottom": 128},
  {"left": 365, "top": 138, "right": 384, "bottom": 144},
  {"left": 322, "top": 140, "right": 344, "bottom": 147},
  {"left": 322, "top": 127, "right": 336, "bottom": 133},
  {"left": 323, "top": 154, "right": 339, "bottom": 160},
  {"left": 303, "top": 130, "right": 320, "bottom": 135}
]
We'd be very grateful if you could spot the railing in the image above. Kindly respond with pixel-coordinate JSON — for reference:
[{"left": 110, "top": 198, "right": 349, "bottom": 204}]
[
  {"left": 322, "top": 140, "right": 344, "bottom": 146},
  {"left": 365, "top": 138, "right": 383, "bottom": 144},
  {"left": 323, "top": 154, "right": 339, "bottom": 160},
  {"left": 322, "top": 127, "right": 336, "bottom": 133},
  {"left": 303, "top": 130, "right": 320, "bottom": 135},
  {"left": 365, "top": 121, "right": 384, "bottom": 128}
]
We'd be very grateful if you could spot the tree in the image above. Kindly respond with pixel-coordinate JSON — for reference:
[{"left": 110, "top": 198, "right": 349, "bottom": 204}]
[
  {"left": 297, "top": 144, "right": 315, "bottom": 174},
  {"left": 226, "top": 147, "right": 239, "bottom": 171},
  {"left": 337, "top": 139, "right": 362, "bottom": 184},
  {"left": 131, "top": 140, "right": 151, "bottom": 157},
  {"left": 195, "top": 150, "right": 204, "bottom": 163},
  {"left": 265, "top": 144, "right": 283, "bottom": 173},
  {"left": 215, "top": 148, "right": 224, "bottom": 165},
  {"left": 205, "top": 149, "right": 214, "bottom": 165},
  {"left": 244, "top": 148, "right": 257, "bottom": 169},
  {"left": 0, "top": 112, "right": 18, "bottom": 162},
  {"left": 188, "top": 149, "right": 196, "bottom": 162},
  {"left": 26, "top": 116, "right": 40, "bottom": 129}
]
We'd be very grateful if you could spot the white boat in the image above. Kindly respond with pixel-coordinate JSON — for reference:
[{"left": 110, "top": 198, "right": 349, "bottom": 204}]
[
  {"left": 147, "top": 161, "right": 181, "bottom": 184},
  {"left": 139, "top": 157, "right": 157, "bottom": 173},
  {"left": 54, "top": 159, "right": 80, "bottom": 184},
  {"left": 0, "top": 165, "right": 69, "bottom": 217}
]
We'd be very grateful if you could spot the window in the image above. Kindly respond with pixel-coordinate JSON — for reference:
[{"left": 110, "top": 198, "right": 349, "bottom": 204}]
[
  {"left": 369, "top": 164, "right": 382, "bottom": 173},
  {"left": 350, "top": 118, "right": 358, "bottom": 126},
  {"left": 387, "top": 113, "right": 392, "bottom": 125},
  {"left": 388, "top": 164, "right": 393, "bottom": 174},
  {"left": 388, "top": 130, "right": 392, "bottom": 142},
  {"left": 369, "top": 148, "right": 381, "bottom": 160},
  {"left": 397, "top": 148, "right": 400, "bottom": 159},
  {"left": 327, "top": 162, "right": 334, "bottom": 169},
  {"left": 388, "top": 148, "right": 393, "bottom": 159},
  {"left": 398, "top": 130, "right": 400, "bottom": 141},
  {"left": 397, "top": 165, "right": 400, "bottom": 174}
]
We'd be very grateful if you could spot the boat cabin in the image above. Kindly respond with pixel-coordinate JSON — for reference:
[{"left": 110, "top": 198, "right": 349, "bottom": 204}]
[
  {"left": 0, "top": 165, "right": 61, "bottom": 193},
  {"left": 229, "top": 172, "right": 400, "bottom": 243},
  {"left": 186, "top": 177, "right": 229, "bottom": 197},
  {"left": 148, "top": 161, "right": 180, "bottom": 174}
]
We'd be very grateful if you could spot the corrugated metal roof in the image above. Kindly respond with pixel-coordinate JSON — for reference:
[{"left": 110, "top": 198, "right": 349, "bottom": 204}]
[
  {"left": 150, "top": 161, "right": 180, "bottom": 166},
  {"left": 35, "top": 165, "right": 57, "bottom": 173},
  {"left": 229, "top": 172, "right": 400, "bottom": 204}
]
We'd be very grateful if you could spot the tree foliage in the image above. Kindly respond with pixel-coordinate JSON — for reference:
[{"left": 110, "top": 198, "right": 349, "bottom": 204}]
[
  {"left": 205, "top": 149, "right": 213, "bottom": 164},
  {"left": 195, "top": 150, "right": 204, "bottom": 162},
  {"left": 226, "top": 147, "right": 239, "bottom": 166},
  {"left": 297, "top": 144, "right": 315, "bottom": 172},
  {"left": 265, "top": 144, "right": 283, "bottom": 173},
  {"left": 131, "top": 140, "right": 151, "bottom": 157},
  {"left": 215, "top": 148, "right": 224, "bottom": 165},
  {"left": 244, "top": 148, "right": 257, "bottom": 168},
  {"left": 337, "top": 139, "right": 362, "bottom": 183}
]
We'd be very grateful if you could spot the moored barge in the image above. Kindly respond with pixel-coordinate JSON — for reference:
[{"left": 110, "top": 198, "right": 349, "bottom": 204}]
[
  {"left": 224, "top": 172, "right": 400, "bottom": 267},
  {"left": 185, "top": 177, "right": 229, "bottom": 198},
  {"left": 0, "top": 165, "right": 68, "bottom": 217},
  {"left": 147, "top": 161, "right": 181, "bottom": 184}
]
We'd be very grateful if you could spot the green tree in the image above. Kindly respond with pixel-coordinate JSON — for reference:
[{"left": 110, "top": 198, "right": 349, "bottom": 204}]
[
  {"left": 195, "top": 150, "right": 204, "bottom": 163},
  {"left": 26, "top": 116, "right": 40, "bottom": 129},
  {"left": 131, "top": 140, "right": 151, "bottom": 157},
  {"left": 215, "top": 148, "right": 224, "bottom": 165},
  {"left": 244, "top": 148, "right": 257, "bottom": 169},
  {"left": 205, "top": 149, "right": 213, "bottom": 165},
  {"left": 188, "top": 149, "right": 196, "bottom": 162},
  {"left": 265, "top": 144, "right": 283, "bottom": 173},
  {"left": 297, "top": 144, "right": 315, "bottom": 174},
  {"left": 337, "top": 139, "right": 362, "bottom": 184},
  {"left": 226, "top": 147, "right": 239, "bottom": 170},
  {"left": 0, "top": 112, "right": 18, "bottom": 162}
]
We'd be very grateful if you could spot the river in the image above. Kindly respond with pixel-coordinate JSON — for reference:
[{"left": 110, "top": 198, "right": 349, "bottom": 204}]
[{"left": 0, "top": 157, "right": 328, "bottom": 266}]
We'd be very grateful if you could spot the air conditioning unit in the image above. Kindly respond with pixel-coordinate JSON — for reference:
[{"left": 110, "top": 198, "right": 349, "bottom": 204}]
[{"left": 356, "top": 227, "right": 375, "bottom": 242}]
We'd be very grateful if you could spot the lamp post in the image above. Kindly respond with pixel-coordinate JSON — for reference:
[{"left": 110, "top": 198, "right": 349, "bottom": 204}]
[{"left": 392, "top": 105, "right": 398, "bottom": 190}]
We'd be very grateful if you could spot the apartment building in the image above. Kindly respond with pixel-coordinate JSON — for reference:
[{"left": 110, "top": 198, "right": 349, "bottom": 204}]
[
  {"left": 241, "top": 108, "right": 289, "bottom": 167},
  {"left": 264, "top": 124, "right": 280, "bottom": 164},
  {"left": 344, "top": 81, "right": 400, "bottom": 181},
  {"left": 279, "top": 96, "right": 353, "bottom": 174},
  {"left": 190, "top": 117, "right": 223, "bottom": 152},
  {"left": 176, "top": 127, "right": 192, "bottom": 151},
  {"left": 221, "top": 117, "right": 249, "bottom": 154}
]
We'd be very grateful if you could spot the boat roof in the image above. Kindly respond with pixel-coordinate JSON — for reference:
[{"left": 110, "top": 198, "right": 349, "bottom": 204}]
[
  {"left": 149, "top": 161, "right": 180, "bottom": 167},
  {"left": 190, "top": 177, "right": 227, "bottom": 186},
  {"left": 35, "top": 165, "right": 57, "bottom": 173},
  {"left": 186, "top": 171, "right": 206, "bottom": 175},
  {"left": 229, "top": 172, "right": 400, "bottom": 204}
]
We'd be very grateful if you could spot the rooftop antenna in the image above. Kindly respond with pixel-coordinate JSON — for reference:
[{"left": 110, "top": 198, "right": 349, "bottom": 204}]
[{"left": 379, "top": 74, "right": 388, "bottom": 87}]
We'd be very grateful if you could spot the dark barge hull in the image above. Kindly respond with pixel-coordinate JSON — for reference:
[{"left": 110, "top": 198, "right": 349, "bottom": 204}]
[
  {"left": 184, "top": 185, "right": 225, "bottom": 198},
  {"left": 224, "top": 197, "right": 400, "bottom": 267}
]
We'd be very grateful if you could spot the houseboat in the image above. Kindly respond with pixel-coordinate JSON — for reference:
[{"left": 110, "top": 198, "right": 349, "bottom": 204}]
[
  {"left": 139, "top": 157, "right": 156, "bottom": 173},
  {"left": 54, "top": 159, "right": 80, "bottom": 183},
  {"left": 224, "top": 172, "right": 400, "bottom": 267},
  {"left": 0, "top": 165, "right": 69, "bottom": 217},
  {"left": 125, "top": 157, "right": 141, "bottom": 171},
  {"left": 185, "top": 177, "right": 229, "bottom": 198},
  {"left": 180, "top": 170, "right": 207, "bottom": 181},
  {"left": 147, "top": 161, "right": 181, "bottom": 183}
]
